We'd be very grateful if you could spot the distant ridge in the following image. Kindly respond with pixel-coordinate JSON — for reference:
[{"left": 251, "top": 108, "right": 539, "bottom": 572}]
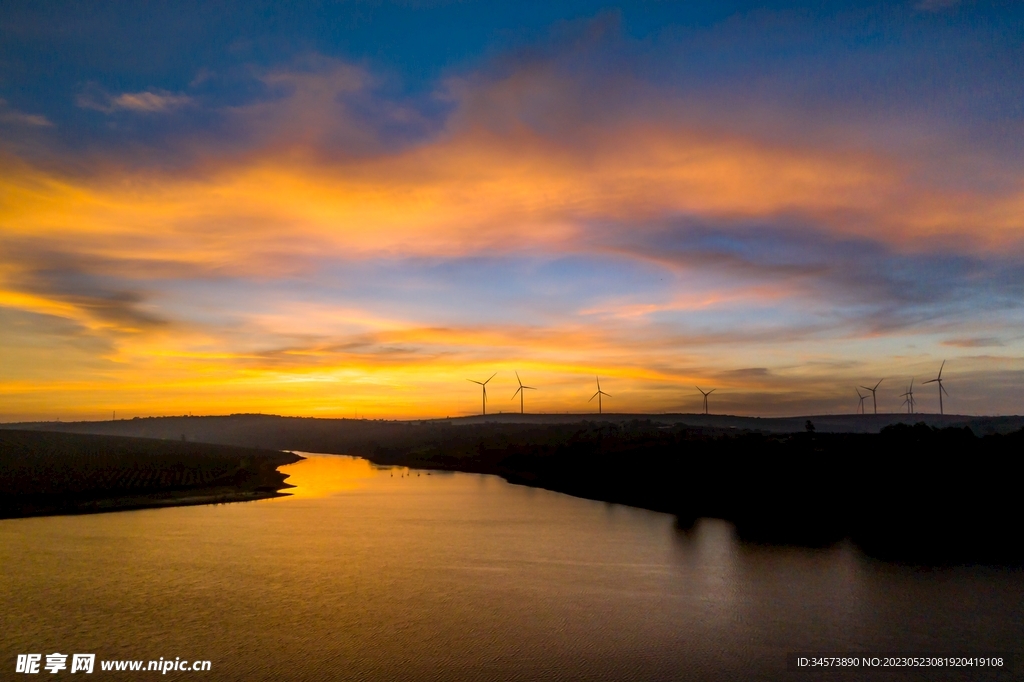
[
  {"left": 2, "top": 411, "right": 1022, "bottom": 446},
  {"left": 431, "top": 412, "right": 1024, "bottom": 434}
]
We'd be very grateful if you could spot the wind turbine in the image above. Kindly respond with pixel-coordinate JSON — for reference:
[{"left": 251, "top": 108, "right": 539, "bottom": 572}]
[
  {"left": 696, "top": 386, "right": 716, "bottom": 415},
  {"left": 589, "top": 376, "right": 610, "bottom": 414},
  {"left": 511, "top": 371, "right": 536, "bottom": 414},
  {"left": 900, "top": 378, "right": 915, "bottom": 415},
  {"left": 859, "top": 379, "right": 883, "bottom": 414},
  {"left": 856, "top": 389, "right": 867, "bottom": 415},
  {"left": 923, "top": 361, "right": 948, "bottom": 415},
  {"left": 467, "top": 373, "right": 496, "bottom": 416}
]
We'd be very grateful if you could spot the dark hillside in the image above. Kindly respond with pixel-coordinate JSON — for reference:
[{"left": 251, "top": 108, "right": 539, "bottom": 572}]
[{"left": 0, "top": 430, "right": 302, "bottom": 518}]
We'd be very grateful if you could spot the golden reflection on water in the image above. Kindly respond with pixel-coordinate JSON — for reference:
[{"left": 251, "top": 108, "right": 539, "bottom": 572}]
[
  {"left": 4, "top": 453, "right": 1021, "bottom": 682},
  {"left": 277, "top": 453, "right": 399, "bottom": 498}
]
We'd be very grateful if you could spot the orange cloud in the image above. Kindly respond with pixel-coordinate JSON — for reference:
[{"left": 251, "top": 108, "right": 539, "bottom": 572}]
[
  {"left": 3, "top": 60, "right": 1024, "bottom": 420},
  {"left": 4, "top": 113, "right": 1021, "bottom": 290}
]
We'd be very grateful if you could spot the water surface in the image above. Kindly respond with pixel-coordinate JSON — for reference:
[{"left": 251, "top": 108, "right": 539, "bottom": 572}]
[{"left": 2, "top": 454, "right": 1020, "bottom": 681}]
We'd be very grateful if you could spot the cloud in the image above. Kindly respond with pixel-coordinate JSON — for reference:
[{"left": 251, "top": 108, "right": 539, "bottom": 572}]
[
  {"left": 4, "top": 50, "right": 1024, "bottom": 382},
  {"left": 16, "top": 41, "right": 1020, "bottom": 264},
  {"left": 718, "top": 367, "right": 772, "bottom": 381},
  {"left": 600, "top": 219, "right": 1024, "bottom": 338},
  {"left": 77, "top": 88, "right": 193, "bottom": 113},
  {"left": 0, "top": 240, "right": 170, "bottom": 334},
  {"left": 211, "top": 56, "right": 446, "bottom": 160},
  {"left": 943, "top": 337, "right": 1004, "bottom": 348},
  {"left": 111, "top": 91, "right": 192, "bottom": 112},
  {"left": 15, "top": 275, "right": 167, "bottom": 333},
  {"left": 0, "top": 99, "right": 52, "bottom": 127},
  {"left": 4, "top": 22, "right": 1024, "bottom": 418}
]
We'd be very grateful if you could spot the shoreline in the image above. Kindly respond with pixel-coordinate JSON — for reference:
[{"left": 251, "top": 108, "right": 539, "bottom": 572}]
[
  {"left": 0, "top": 429, "right": 303, "bottom": 521},
  {"left": 1, "top": 486, "right": 297, "bottom": 521}
]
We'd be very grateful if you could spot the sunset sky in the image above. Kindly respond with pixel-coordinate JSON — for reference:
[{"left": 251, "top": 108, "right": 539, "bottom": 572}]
[{"left": 2, "top": 0, "right": 1023, "bottom": 420}]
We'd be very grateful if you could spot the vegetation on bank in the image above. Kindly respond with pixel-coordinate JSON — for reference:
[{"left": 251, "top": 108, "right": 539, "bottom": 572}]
[
  {"left": 366, "top": 420, "right": 1023, "bottom": 564},
  {"left": 0, "top": 430, "right": 302, "bottom": 519}
]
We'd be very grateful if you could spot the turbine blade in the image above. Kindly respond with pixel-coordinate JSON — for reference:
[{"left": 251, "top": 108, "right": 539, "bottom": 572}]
[
  {"left": 938, "top": 360, "right": 945, "bottom": 378},
  {"left": 941, "top": 384, "right": 949, "bottom": 396},
  {"left": 589, "top": 392, "right": 598, "bottom": 402},
  {"left": 512, "top": 387, "right": 521, "bottom": 399},
  {"left": 484, "top": 372, "right": 496, "bottom": 385},
  {"left": 708, "top": 389, "right": 716, "bottom": 395},
  {"left": 874, "top": 379, "right": 883, "bottom": 389},
  {"left": 515, "top": 371, "right": 522, "bottom": 387},
  {"left": 923, "top": 379, "right": 937, "bottom": 384}
]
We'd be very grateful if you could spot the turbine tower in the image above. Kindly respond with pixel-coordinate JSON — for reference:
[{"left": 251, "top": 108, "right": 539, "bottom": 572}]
[
  {"left": 696, "top": 386, "right": 716, "bottom": 415},
  {"left": 923, "top": 361, "right": 948, "bottom": 415},
  {"left": 511, "top": 371, "right": 536, "bottom": 415},
  {"left": 856, "top": 389, "right": 867, "bottom": 415},
  {"left": 589, "top": 376, "right": 610, "bottom": 414},
  {"left": 859, "top": 379, "right": 883, "bottom": 414},
  {"left": 900, "top": 378, "right": 915, "bottom": 415},
  {"left": 467, "top": 373, "right": 496, "bottom": 416}
]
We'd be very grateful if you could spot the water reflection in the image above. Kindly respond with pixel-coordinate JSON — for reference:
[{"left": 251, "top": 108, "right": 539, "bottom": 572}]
[
  {"left": 1, "top": 454, "right": 1020, "bottom": 682},
  {"left": 276, "top": 453, "right": 400, "bottom": 498},
  {"left": 683, "top": 519, "right": 741, "bottom": 625}
]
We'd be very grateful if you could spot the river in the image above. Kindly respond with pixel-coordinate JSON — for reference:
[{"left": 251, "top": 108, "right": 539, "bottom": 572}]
[{"left": 1, "top": 454, "right": 1020, "bottom": 680}]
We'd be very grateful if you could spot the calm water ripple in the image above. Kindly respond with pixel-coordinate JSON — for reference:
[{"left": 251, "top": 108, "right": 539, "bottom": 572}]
[{"left": 2, "top": 454, "right": 1021, "bottom": 681}]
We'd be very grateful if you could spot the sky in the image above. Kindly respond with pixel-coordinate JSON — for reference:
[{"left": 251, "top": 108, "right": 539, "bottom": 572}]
[{"left": 2, "top": 0, "right": 1023, "bottom": 420}]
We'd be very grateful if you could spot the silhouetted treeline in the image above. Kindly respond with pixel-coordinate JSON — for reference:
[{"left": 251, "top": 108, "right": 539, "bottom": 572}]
[
  {"left": 368, "top": 420, "right": 1023, "bottom": 564},
  {"left": 0, "top": 430, "right": 301, "bottom": 518}
]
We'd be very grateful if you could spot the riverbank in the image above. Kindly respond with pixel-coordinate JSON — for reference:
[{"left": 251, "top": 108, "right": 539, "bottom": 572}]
[
  {"left": 361, "top": 420, "right": 1024, "bottom": 564},
  {"left": 0, "top": 430, "right": 303, "bottom": 519}
]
